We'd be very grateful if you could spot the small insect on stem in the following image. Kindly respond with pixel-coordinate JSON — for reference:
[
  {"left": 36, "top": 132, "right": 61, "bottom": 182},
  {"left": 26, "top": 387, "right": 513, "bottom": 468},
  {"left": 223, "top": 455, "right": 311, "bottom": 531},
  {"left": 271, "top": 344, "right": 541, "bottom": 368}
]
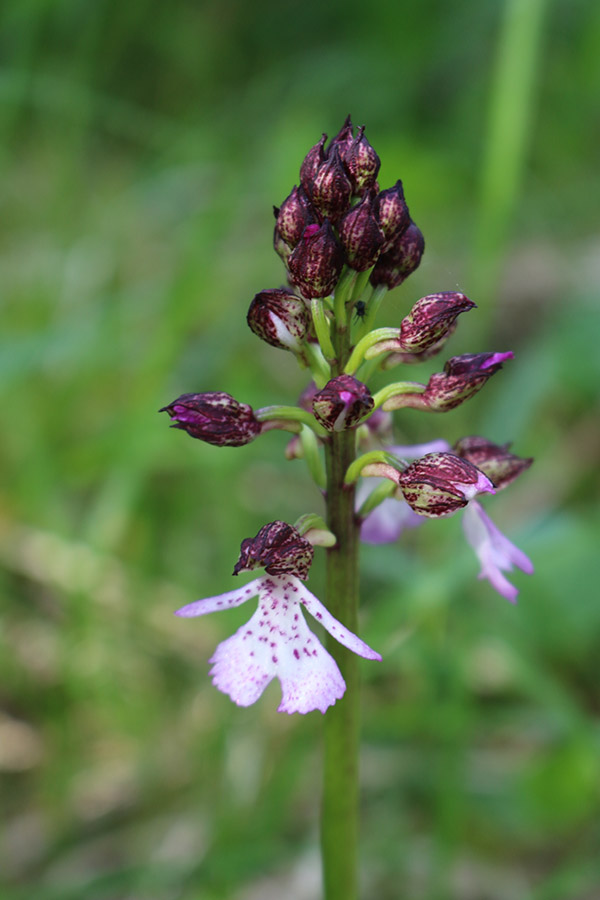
[{"left": 353, "top": 301, "right": 367, "bottom": 323}]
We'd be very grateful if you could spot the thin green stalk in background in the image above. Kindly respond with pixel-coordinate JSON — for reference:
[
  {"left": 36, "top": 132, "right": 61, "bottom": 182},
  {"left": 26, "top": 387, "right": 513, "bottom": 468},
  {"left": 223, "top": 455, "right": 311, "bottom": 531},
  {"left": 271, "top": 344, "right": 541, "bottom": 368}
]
[{"left": 471, "top": 0, "right": 547, "bottom": 310}]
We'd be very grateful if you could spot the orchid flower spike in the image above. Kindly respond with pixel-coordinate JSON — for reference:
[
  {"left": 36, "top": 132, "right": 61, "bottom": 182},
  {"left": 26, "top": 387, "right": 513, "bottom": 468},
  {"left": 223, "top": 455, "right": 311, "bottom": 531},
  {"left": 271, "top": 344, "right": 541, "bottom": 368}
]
[{"left": 176, "top": 522, "right": 381, "bottom": 714}]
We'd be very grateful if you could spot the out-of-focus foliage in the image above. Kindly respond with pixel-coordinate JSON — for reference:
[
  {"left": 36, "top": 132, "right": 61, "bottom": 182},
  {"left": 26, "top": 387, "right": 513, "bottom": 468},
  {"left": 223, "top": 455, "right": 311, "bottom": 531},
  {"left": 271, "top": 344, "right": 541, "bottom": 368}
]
[{"left": 1, "top": 1, "right": 599, "bottom": 898}]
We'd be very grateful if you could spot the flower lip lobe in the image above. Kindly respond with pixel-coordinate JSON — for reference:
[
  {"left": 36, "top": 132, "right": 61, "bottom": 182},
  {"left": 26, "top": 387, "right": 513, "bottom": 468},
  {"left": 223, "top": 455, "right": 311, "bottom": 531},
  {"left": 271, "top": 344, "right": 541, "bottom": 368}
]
[{"left": 462, "top": 501, "right": 533, "bottom": 602}]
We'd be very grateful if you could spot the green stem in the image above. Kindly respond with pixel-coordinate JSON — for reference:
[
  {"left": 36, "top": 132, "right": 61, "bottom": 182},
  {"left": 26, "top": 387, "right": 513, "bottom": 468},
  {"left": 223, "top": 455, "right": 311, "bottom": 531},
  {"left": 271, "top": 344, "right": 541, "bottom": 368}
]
[
  {"left": 344, "top": 327, "right": 400, "bottom": 375},
  {"left": 359, "top": 284, "right": 388, "bottom": 337},
  {"left": 322, "top": 427, "right": 360, "bottom": 900},
  {"left": 321, "top": 302, "right": 360, "bottom": 900},
  {"left": 311, "top": 297, "right": 337, "bottom": 361}
]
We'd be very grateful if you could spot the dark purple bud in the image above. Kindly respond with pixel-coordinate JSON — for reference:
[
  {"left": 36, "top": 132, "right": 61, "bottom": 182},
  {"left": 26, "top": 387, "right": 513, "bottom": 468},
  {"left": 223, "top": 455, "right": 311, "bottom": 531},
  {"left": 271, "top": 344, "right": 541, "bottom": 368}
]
[
  {"left": 327, "top": 114, "right": 355, "bottom": 158},
  {"left": 233, "top": 520, "right": 314, "bottom": 581},
  {"left": 247, "top": 289, "right": 310, "bottom": 352},
  {"left": 453, "top": 436, "right": 533, "bottom": 491},
  {"left": 398, "top": 452, "right": 495, "bottom": 518},
  {"left": 274, "top": 185, "right": 319, "bottom": 250},
  {"left": 287, "top": 219, "right": 345, "bottom": 298},
  {"left": 344, "top": 126, "right": 381, "bottom": 195},
  {"left": 423, "top": 352, "right": 514, "bottom": 411},
  {"left": 273, "top": 221, "right": 292, "bottom": 263},
  {"left": 300, "top": 133, "right": 328, "bottom": 195},
  {"left": 160, "top": 392, "right": 261, "bottom": 447},
  {"left": 370, "top": 221, "right": 425, "bottom": 289},
  {"left": 377, "top": 180, "right": 410, "bottom": 248},
  {"left": 338, "top": 189, "right": 386, "bottom": 271},
  {"left": 399, "top": 292, "right": 476, "bottom": 354},
  {"left": 312, "top": 375, "right": 374, "bottom": 432},
  {"left": 308, "top": 146, "right": 353, "bottom": 222}
]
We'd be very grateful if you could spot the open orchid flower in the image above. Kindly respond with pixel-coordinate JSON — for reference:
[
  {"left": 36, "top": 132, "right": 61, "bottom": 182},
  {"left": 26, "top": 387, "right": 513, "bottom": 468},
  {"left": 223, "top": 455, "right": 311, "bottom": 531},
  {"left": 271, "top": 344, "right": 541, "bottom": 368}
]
[
  {"left": 176, "top": 521, "right": 380, "bottom": 714},
  {"left": 359, "top": 439, "right": 533, "bottom": 601},
  {"left": 176, "top": 574, "right": 381, "bottom": 714},
  {"left": 462, "top": 501, "right": 534, "bottom": 603}
]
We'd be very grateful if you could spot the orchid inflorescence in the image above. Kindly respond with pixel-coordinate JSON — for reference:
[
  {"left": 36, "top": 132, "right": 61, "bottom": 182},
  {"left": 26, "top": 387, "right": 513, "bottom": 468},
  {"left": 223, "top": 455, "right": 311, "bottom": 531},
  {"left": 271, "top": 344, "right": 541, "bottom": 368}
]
[{"left": 161, "top": 115, "right": 533, "bottom": 715}]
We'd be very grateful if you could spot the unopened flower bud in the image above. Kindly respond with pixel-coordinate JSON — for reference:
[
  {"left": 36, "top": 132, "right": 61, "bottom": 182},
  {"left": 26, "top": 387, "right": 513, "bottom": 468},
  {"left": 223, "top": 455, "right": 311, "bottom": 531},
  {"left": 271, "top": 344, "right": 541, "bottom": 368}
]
[
  {"left": 312, "top": 375, "right": 374, "bottom": 432},
  {"left": 273, "top": 222, "right": 292, "bottom": 263},
  {"left": 247, "top": 289, "right": 310, "bottom": 352},
  {"left": 399, "top": 292, "right": 476, "bottom": 354},
  {"left": 453, "top": 436, "right": 533, "bottom": 490},
  {"left": 300, "top": 133, "right": 327, "bottom": 195},
  {"left": 274, "top": 185, "right": 319, "bottom": 251},
  {"left": 327, "top": 114, "right": 355, "bottom": 158},
  {"left": 398, "top": 452, "right": 495, "bottom": 518},
  {"left": 288, "top": 220, "right": 345, "bottom": 298},
  {"left": 377, "top": 180, "right": 410, "bottom": 248},
  {"left": 344, "top": 126, "right": 380, "bottom": 195},
  {"left": 338, "top": 189, "right": 385, "bottom": 271},
  {"left": 233, "top": 520, "right": 314, "bottom": 581},
  {"left": 370, "top": 220, "right": 425, "bottom": 289},
  {"left": 160, "top": 392, "right": 261, "bottom": 447},
  {"left": 423, "top": 352, "right": 514, "bottom": 411},
  {"left": 308, "top": 146, "right": 353, "bottom": 222}
]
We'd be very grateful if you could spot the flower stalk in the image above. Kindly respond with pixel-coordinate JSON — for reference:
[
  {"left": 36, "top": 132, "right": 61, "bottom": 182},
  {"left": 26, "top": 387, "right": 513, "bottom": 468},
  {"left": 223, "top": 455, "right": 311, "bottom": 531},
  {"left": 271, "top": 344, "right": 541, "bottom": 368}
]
[{"left": 161, "top": 115, "right": 534, "bottom": 900}]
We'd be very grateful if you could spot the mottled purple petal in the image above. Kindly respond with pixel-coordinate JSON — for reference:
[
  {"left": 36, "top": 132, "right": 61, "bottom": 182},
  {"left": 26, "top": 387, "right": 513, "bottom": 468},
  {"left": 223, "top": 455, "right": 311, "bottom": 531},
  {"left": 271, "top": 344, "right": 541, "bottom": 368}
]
[{"left": 462, "top": 501, "right": 533, "bottom": 603}]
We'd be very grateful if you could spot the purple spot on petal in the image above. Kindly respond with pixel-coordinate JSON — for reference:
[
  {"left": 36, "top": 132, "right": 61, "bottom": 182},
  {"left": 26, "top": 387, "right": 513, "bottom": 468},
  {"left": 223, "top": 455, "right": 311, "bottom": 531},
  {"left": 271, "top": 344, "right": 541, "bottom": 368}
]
[
  {"left": 316, "top": 612, "right": 322, "bottom": 619},
  {"left": 293, "top": 649, "right": 300, "bottom": 660},
  {"left": 272, "top": 656, "right": 278, "bottom": 663}
]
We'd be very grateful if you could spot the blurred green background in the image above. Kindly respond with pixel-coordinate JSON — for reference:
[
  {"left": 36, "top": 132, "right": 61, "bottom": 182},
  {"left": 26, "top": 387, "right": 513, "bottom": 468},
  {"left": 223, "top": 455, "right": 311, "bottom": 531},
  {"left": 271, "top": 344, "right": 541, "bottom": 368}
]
[{"left": 1, "top": 0, "right": 600, "bottom": 898}]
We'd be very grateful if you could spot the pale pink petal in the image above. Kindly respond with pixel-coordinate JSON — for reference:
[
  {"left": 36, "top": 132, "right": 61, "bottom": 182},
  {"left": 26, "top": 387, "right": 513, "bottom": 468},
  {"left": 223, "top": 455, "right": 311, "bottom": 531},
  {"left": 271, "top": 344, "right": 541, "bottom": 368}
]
[
  {"left": 462, "top": 501, "right": 533, "bottom": 603},
  {"left": 361, "top": 497, "right": 423, "bottom": 544},
  {"left": 481, "top": 351, "right": 514, "bottom": 369},
  {"left": 294, "top": 578, "right": 382, "bottom": 660},
  {"left": 174, "top": 577, "right": 262, "bottom": 618},
  {"left": 457, "top": 470, "right": 496, "bottom": 501},
  {"left": 389, "top": 439, "right": 452, "bottom": 458}
]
